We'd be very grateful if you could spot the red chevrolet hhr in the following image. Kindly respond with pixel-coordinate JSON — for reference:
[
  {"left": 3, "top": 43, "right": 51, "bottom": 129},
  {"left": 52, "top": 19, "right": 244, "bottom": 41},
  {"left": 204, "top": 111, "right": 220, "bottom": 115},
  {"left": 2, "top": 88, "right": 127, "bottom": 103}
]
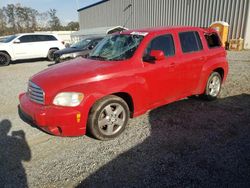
[{"left": 19, "top": 26, "right": 228, "bottom": 140}]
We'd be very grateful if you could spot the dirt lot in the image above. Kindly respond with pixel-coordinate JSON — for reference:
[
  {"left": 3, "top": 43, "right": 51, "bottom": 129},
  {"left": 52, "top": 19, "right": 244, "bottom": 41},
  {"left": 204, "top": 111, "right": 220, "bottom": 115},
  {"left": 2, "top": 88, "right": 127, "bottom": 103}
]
[{"left": 0, "top": 51, "right": 250, "bottom": 188}]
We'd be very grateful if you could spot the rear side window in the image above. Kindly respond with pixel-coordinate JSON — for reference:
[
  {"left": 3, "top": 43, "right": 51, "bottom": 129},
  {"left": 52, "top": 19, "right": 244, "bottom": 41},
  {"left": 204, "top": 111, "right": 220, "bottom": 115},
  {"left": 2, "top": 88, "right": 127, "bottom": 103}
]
[
  {"left": 35, "top": 35, "right": 57, "bottom": 42},
  {"left": 205, "top": 33, "right": 221, "bottom": 48},
  {"left": 144, "top": 34, "right": 175, "bottom": 57},
  {"left": 179, "top": 31, "right": 203, "bottom": 53}
]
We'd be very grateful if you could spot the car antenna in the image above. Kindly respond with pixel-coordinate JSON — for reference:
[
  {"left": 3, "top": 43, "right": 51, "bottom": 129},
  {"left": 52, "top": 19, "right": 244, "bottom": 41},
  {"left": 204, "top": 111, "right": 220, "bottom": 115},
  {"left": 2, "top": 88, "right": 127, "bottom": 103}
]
[{"left": 123, "top": 3, "right": 133, "bottom": 28}]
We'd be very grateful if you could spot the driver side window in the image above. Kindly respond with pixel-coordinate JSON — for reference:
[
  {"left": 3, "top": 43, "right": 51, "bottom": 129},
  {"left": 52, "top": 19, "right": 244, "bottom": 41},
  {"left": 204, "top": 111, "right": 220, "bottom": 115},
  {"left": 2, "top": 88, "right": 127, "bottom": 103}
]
[
  {"left": 144, "top": 34, "right": 175, "bottom": 57},
  {"left": 18, "top": 35, "right": 35, "bottom": 43}
]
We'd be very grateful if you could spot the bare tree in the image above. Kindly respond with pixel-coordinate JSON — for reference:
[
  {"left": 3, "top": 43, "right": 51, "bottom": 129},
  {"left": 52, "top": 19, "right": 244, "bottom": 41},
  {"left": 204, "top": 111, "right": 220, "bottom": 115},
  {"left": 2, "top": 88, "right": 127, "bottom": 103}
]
[
  {"left": 3, "top": 4, "right": 16, "bottom": 34},
  {"left": 48, "top": 9, "right": 61, "bottom": 31},
  {"left": 0, "top": 8, "right": 7, "bottom": 35},
  {"left": 15, "top": 4, "right": 38, "bottom": 33},
  {"left": 37, "top": 12, "right": 49, "bottom": 31}
]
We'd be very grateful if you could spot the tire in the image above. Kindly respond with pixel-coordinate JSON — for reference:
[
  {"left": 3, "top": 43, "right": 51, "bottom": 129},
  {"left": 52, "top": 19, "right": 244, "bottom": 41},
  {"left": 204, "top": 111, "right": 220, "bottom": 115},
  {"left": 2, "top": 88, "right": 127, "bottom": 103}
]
[
  {"left": 203, "top": 72, "right": 222, "bottom": 101},
  {"left": 47, "top": 49, "right": 58, "bottom": 61},
  {"left": 54, "top": 58, "right": 60, "bottom": 64},
  {"left": 87, "top": 95, "right": 130, "bottom": 140},
  {"left": 0, "top": 52, "right": 11, "bottom": 66}
]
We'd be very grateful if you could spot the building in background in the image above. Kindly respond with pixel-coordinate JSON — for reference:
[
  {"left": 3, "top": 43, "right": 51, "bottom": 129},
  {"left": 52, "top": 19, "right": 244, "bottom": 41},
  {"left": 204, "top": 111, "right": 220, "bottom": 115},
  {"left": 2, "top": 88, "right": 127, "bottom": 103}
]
[
  {"left": 71, "top": 26, "right": 127, "bottom": 42},
  {"left": 77, "top": 0, "right": 250, "bottom": 49}
]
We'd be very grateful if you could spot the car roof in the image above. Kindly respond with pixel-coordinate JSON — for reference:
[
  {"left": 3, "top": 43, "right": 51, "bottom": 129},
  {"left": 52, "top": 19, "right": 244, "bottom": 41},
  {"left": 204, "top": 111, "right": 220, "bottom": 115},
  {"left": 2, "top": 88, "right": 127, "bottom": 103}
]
[
  {"left": 15, "top": 33, "right": 57, "bottom": 36},
  {"left": 121, "top": 26, "right": 208, "bottom": 35}
]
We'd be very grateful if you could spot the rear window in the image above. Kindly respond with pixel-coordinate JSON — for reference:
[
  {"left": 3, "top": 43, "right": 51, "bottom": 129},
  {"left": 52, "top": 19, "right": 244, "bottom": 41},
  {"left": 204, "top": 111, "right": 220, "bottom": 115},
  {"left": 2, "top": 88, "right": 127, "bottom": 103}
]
[
  {"left": 179, "top": 31, "right": 203, "bottom": 53},
  {"left": 205, "top": 33, "right": 221, "bottom": 48},
  {"left": 46, "top": 35, "right": 57, "bottom": 41}
]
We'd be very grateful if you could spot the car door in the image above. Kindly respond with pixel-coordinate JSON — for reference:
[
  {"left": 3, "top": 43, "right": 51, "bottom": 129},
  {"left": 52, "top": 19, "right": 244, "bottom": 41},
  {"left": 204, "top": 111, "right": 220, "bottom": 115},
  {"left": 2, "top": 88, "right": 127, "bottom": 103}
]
[
  {"left": 176, "top": 31, "right": 205, "bottom": 95},
  {"left": 12, "top": 35, "right": 37, "bottom": 59},
  {"left": 142, "top": 34, "right": 178, "bottom": 104}
]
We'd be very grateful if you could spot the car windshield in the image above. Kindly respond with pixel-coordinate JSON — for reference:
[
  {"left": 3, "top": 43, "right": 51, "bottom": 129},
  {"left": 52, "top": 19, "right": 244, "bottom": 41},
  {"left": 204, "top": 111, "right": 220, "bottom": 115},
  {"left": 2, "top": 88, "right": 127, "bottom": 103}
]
[
  {"left": 71, "top": 39, "right": 91, "bottom": 49},
  {"left": 0, "top": 35, "right": 17, "bottom": 43},
  {"left": 89, "top": 34, "right": 144, "bottom": 61}
]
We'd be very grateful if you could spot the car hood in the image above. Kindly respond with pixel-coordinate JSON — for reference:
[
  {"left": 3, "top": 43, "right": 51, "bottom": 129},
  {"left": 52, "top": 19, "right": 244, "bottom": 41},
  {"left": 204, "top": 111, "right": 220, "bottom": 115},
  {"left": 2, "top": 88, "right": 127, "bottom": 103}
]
[
  {"left": 31, "top": 57, "right": 125, "bottom": 96},
  {"left": 54, "top": 47, "right": 85, "bottom": 55}
]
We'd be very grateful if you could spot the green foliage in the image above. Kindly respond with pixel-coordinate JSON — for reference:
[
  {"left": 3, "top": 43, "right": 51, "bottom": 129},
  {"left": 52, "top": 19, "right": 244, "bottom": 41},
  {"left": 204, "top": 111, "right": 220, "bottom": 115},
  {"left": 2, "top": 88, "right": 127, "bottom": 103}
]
[{"left": 65, "top": 21, "right": 79, "bottom": 31}]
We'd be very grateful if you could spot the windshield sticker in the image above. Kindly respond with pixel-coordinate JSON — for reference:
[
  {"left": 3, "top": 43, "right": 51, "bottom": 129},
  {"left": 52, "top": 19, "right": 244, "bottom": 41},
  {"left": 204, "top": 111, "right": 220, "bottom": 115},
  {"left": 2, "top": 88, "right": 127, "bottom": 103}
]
[{"left": 130, "top": 31, "right": 148, "bottom": 36}]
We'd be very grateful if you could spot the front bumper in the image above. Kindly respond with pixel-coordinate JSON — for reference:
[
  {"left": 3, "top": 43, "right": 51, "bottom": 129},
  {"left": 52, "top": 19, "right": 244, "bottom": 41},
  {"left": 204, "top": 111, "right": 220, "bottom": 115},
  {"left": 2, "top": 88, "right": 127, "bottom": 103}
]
[{"left": 19, "top": 93, "right": 86, "bottom": 136}]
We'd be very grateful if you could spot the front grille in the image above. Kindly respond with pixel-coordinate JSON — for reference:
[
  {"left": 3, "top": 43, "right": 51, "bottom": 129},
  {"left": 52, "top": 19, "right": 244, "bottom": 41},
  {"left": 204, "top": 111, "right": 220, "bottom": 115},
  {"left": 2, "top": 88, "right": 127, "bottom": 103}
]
[{"left": 28, "top": 81, "right": 45, "bottom": 104}]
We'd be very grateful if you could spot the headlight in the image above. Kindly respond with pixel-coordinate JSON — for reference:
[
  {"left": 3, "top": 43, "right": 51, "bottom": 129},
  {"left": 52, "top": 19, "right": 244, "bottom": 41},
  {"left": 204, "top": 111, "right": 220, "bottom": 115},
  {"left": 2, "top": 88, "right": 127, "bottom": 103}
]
[
  {"left": 61, "top": 53, "right": 77, "bottom": 59},
  {"left": 60, "top": 54, "right": 71, "bottom": 59},
  {"left": 53, "top": 92, "right": 84, "bottom": 107}
]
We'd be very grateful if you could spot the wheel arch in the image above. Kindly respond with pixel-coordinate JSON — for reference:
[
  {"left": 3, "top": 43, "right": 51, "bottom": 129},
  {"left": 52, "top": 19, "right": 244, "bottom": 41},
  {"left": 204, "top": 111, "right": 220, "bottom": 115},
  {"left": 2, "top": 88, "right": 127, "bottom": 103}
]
[
  {"left": 86, "top": 92, "right": 135, "bottom": 119},
  {"left": 47, "top": 48, "right": 59, "bottom": 60},
  {"left": 0, "top": 51, "right": 12, "bottom": 60},
  {"left": 111, "top": 92, "right": 134, "bottom": 118},
  {"left": 213, "top": 67, "right": 224, "bottom": 81},
  {"left": 49, "top": 47, "right": 59, "bottom": 51}
]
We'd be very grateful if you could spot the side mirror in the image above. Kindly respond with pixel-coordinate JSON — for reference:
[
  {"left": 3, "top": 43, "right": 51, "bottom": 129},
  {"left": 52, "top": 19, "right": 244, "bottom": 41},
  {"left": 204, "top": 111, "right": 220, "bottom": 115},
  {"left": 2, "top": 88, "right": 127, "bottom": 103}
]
[
  {"left": 150, "top": 50, "right": 165, "bottom": 60},
  {"left": 88, "top": 45, "right": 94, "bottom": 50},
  {"left": 13, "top": 39, "right": 20, "bottom": 44},
  {"left": 65, "top": 43, "right": 70, "bottom": 48},
  {"left": 143, "top": 50, "right": 165, "bottom": 63}
]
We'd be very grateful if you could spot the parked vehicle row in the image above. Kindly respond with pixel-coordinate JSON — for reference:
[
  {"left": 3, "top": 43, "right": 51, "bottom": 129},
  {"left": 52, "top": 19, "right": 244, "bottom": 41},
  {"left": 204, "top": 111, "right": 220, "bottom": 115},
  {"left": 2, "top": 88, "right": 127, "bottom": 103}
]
[
  {"left": 0, "top": 33, "right": 65, "bottom": 66},
  {"left": 19, "top": 26, "right": 228, "bottom": 140}
]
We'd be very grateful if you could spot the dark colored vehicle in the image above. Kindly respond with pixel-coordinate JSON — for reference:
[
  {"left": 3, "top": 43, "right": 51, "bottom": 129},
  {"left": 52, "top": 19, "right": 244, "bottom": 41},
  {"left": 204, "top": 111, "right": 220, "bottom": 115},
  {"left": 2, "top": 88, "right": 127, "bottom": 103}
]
[{"left": 53, "top": 37, "right": 103, "bottom": 63}]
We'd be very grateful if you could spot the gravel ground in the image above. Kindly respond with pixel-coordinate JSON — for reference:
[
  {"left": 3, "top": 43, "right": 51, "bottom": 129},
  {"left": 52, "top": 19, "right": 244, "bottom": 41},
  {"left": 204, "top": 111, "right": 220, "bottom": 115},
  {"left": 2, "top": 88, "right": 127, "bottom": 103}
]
[{"left": 0, "top": 51, "right": 250, "bottom": 188}]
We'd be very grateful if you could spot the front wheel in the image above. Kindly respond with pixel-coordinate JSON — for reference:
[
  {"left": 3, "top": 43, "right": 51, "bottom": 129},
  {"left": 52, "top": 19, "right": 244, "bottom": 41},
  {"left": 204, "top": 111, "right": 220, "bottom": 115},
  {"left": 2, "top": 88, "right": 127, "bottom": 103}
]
[
  {"left": 87, "top": 95, "right": 130, "bottom": 140},
  {"left": 0, "top": 52, "right": 11, "bottom": 66},
  {"left": 203, "top": 72, "right": 222, "bottom": 101}
]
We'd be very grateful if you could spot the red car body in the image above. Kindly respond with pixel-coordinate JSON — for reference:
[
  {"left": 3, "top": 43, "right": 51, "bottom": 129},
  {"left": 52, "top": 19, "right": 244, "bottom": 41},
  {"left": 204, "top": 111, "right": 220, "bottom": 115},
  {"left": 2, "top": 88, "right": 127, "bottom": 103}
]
[{"left": 19, "top": 26, "right": 228, "bottom": 136}]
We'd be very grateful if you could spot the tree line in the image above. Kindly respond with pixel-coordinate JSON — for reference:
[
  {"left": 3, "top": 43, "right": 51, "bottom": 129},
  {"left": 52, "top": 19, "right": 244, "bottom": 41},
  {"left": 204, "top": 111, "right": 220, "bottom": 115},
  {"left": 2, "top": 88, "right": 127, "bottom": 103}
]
[{"left": 0, "top": 4, "right": 79, "bottom": 36}]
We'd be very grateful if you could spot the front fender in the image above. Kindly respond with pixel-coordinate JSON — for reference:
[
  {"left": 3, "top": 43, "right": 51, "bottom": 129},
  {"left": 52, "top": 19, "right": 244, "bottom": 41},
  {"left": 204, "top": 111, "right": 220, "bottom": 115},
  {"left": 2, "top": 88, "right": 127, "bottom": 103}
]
[
  {"left": 85, "top": 75, "right": 150, "bottom": 116},
  {"left": 59, "top": 74, "right": 150, "bottom": 119}
]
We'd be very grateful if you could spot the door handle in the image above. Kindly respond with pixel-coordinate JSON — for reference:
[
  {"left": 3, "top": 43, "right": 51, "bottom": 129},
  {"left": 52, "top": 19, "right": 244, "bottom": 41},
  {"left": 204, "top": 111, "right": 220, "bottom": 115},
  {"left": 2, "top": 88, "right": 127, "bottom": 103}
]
[{"left": 199, "top": 56, "right": 205, "bottom": 61}]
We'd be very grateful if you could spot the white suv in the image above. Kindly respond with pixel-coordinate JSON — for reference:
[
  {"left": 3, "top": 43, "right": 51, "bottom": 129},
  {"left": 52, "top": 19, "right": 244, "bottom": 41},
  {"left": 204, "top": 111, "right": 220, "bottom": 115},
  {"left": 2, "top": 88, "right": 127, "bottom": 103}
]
[{"left": 0, "top": 33, "right": 65, "bottom": 66}]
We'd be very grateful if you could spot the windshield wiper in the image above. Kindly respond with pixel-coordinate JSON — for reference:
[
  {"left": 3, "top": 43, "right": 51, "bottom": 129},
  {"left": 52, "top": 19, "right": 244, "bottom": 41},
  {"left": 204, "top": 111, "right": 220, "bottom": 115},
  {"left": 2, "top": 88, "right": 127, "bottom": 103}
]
[{"left": 89, "top": 55, "right": 107, "bottom": 60}]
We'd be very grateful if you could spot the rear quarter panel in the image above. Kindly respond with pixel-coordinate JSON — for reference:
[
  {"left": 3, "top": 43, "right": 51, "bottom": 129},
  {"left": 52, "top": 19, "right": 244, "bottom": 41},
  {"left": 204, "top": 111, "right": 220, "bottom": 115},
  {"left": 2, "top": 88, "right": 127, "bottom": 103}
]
[{"left": 196, "top": 47, "right": 228, "bottom": 94}]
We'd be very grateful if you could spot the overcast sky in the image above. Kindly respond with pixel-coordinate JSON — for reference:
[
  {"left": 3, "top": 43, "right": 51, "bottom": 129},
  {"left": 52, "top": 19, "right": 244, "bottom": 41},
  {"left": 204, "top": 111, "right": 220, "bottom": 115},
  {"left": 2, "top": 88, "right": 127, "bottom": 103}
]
[{"left": 0, "top": 0, "right": 102, "bottom": 25}]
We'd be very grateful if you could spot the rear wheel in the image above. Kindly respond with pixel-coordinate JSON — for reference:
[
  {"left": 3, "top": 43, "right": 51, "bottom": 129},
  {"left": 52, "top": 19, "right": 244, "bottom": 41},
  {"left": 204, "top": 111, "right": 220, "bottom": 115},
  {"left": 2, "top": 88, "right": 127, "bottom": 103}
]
[
  {"left": 87, "top": 95, "right": 130, "bottom": 140},
  {"left": 47, "top": 49, "right": 58, "bottom": 61},
  {"left": 0, "top": 52, "right": 11, "bottom": 66},
  {"left": 203, "top": 72, "right": 222, "bottom": 101}
]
